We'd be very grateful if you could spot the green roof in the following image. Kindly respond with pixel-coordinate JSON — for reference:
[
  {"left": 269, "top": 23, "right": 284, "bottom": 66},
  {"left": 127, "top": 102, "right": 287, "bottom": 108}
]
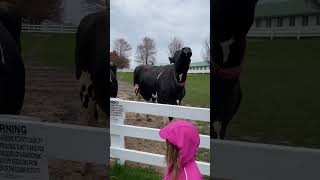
[
  {"left": 255, "top": 0, "right": 320, "bottom": 18},
  {"left": 189, "top": 61, "right": 209, "bottom": 67}
]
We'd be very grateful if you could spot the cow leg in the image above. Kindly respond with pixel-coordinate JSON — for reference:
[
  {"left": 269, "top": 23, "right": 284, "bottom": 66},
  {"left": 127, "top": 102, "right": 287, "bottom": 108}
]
[
  {"left": 220, "top": 80, "right": 242, "bottom": 139},
  {"left": 168, "top": 99, "right": 180, "bottom": 121},
  {"left": 163, "top": 116, "right": 169, "bottom": 127},
  {"left": 146, "top": 98, "right": 153, "bottom": 122},
  {"left": 219, "top": 119, "right": 231, "bottom": 139},
  {"left": 213, "top": 121, "right": 222, "bottom": 139},
  {"left": 135, "top": 92, "right": 142, "bottom": 121},
  {"left": 134, "top": 84, "right": 139, "bottom": 96},
  {"left": 211, "top": 128, "right": 218, "bottom": 139}
]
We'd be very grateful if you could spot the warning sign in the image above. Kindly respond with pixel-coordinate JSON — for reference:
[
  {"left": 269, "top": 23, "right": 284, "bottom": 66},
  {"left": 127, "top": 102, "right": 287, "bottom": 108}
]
[
  {"left": 110, "top": 100, "right": 125, "bottom": 123},
  {"left": 0, "top": 122, "right": 48, "bottom": 180}
]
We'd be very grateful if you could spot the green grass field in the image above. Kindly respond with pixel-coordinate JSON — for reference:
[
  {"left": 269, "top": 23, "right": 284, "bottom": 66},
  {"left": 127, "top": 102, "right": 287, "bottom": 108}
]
[
  {"left": 230, "top": 38, "right": 320, "bottom": 148},
  {"left": 118, "top": 72, "right": 210, "bottom": 108},
  {"left": 21, "top": 32, "right": 75, "bottom": 70}
]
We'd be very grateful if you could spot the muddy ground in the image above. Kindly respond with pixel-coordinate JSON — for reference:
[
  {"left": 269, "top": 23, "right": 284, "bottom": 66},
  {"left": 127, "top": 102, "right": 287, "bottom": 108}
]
[{"left": 20, "top": 34, "right": 107, "bottom": 180}]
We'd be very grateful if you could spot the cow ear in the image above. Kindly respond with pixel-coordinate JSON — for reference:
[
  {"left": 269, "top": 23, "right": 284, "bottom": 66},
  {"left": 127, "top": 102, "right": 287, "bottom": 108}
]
[{"left": 169, "top": 57, "right": 174, "bottom": 63}]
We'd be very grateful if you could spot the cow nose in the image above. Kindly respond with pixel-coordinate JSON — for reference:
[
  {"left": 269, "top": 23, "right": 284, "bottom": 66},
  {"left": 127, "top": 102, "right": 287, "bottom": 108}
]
[{"left": 183, "top": 48, "right": 192, "bottom": 57}]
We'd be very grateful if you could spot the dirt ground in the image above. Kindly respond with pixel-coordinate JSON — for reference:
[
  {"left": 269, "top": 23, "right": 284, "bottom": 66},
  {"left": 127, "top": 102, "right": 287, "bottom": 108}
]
[{"left": 20, "top": 34, "right": 107, "bottom": 180}]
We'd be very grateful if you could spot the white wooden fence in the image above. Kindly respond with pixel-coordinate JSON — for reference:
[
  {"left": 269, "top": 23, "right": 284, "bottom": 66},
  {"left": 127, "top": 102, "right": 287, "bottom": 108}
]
[
  {"left": 248, "top": 26, "right": 320, "bottom": 39},
  {"left": 110, "top": 98, "right": 210, "bottom": 176},
  {"left": 22, "top": 24, "right": 77, "bottom": 34}
]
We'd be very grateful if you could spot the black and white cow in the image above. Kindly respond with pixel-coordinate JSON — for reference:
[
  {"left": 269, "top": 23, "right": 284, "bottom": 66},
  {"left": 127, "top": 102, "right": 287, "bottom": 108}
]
[
  {"left": 75, "top": 10, "right": 110, "bottom": 126},
  {"left": 134, "top": 47, "right": 192, "bottom": 121},
  {"left": 211, "top": 0, "right": 258, "bottom": 139},
  {"left": 0, "top": 4, "right": 25, "bottom": 115}
]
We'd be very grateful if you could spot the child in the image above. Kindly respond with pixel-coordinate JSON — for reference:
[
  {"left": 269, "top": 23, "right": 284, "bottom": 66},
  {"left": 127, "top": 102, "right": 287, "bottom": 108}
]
[{"left": 159, "top": 119, "right": 203, "bottom": 180}]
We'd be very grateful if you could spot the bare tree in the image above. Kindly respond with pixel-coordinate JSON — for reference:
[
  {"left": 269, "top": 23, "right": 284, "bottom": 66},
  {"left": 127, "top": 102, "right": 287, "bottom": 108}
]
[
  {"left": 81, "top": 0, "right": 108, "bottom": 13},
  {"left": 201, "top": 35, "right": 210, "bottom": 64},
  {"left": 17, "top": 0, "right": 64, "bottom": 23},
  {"left": 168, "top": 37, "right": 184, "bottom": 59},
  {"left": 113, "top": 38, "right": 132, "bottom": 60},
  {"left": 135, "top": 37, "right": 157, "bottom": 65}
]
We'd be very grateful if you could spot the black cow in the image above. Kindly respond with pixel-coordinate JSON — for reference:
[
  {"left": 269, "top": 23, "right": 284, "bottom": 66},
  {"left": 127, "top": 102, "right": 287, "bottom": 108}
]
[
  {"left": 134, "top": 47, "right": 192, "bottom": 120},
  {"left": 0, "top": 5, "right": 25, "bottom": 115},
  {"left": 211, "top": 0, "right": 258, "bottom": 139},
  {"left": 75, "top": 10, "right": 109, "bottom": 124}
]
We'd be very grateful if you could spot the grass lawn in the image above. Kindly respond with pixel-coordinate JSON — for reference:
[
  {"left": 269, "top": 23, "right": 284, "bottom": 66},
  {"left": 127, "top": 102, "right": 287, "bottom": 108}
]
[
  {"left": 117, "top": 72, "right": 210, "bottom": 108},
  {"left": 229, "top": 38, "right": 320, "bottom": 148},
  {"left": 21, "top": 32, "right": 75, "bottom": 70},
  {"left": 110, "top": 164, "right": 162, "bottom": 180},
  {"left": 110, "top": 163, "right": 210, "bottom": 180}
]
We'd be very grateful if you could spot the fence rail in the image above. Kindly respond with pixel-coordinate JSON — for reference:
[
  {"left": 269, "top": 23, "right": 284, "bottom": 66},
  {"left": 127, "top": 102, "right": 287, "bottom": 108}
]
[
  {"left": 248, "top": 26, "right": 320, "bottom": 39},
  {"left": 118, "top": 69, "right": 210, "bottom": 74},
  {"left": 22, "top": 24, "right": 77, "bottom": 34},
  {"left": 110, "top": 98, "right": 210, "bottom": 176}
]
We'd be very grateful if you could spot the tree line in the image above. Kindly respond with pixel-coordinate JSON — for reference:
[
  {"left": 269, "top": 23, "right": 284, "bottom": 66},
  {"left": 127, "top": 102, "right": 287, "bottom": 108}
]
[{"left": 111, "top": 35, "right": 210, "bottom": 68}]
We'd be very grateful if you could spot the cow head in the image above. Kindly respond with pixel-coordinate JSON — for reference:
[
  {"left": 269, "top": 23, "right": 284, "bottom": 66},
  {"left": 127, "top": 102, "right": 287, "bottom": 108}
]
[{"left": 173, "top": 47, "right": 192, "bottom": 84}]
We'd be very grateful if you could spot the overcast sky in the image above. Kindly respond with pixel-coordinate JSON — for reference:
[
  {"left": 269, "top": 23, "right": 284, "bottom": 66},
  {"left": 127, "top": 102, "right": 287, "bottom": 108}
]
[{"left": 110, "top": 0, "right": 210, "bottom": 68}]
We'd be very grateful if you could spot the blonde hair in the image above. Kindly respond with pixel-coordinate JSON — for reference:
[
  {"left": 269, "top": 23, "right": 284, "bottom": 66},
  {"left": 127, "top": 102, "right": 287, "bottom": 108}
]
[{"left": 165, "top": 140, "right": 180, "bottom": 180}]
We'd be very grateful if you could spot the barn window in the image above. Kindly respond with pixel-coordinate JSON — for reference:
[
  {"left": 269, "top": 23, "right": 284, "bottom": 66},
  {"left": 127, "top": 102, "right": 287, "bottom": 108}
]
[
  {"left": 256, "top": 18, "right": 261, "bottom": 28},
  {"left": 277, "top": 17, "right": 283, "bottom": 27},
  {"left": 266, "top": 18, "right": 272, "bottom": 28},
  {"left": 289, "top": 16, "right": 295, "bottom": 27},
  {"left": 302, "top": 16, "right": 309, "bottom": 26},
  {"left": 317, "top": 16, "right": 320, "bottom": 25}
]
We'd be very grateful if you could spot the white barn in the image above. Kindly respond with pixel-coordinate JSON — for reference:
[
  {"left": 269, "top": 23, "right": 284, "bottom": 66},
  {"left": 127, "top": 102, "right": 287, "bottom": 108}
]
[{"left": 248, "top": 0, "right": 320, "bottom": 39}]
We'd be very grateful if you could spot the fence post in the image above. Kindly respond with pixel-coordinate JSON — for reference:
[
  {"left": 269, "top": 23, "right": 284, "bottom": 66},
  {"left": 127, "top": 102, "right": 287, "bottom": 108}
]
[
  {"left": 110, "top": 99, "right": 126, "bottom": 165},
  {"left": 271, "top": 28, "right": 275, "bottom": 40}
]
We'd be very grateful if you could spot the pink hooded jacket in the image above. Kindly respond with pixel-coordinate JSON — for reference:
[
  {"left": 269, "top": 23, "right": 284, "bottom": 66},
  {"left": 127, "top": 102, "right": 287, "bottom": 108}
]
[{"left": 159, "top": 119, "right": 203, "bottom": 180}]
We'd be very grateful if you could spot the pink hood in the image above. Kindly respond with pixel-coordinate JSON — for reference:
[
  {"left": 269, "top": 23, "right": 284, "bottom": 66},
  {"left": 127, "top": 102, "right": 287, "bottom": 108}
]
[{"left": 159, "top": 119, "right": 203, "bottom": 180}]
